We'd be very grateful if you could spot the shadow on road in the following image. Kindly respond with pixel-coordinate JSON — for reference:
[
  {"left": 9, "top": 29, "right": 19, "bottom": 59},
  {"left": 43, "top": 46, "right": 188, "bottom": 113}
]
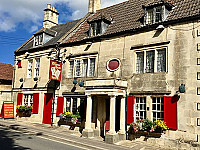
[{"left": 0, "top": 126, "right": 31, "bottom": 150}]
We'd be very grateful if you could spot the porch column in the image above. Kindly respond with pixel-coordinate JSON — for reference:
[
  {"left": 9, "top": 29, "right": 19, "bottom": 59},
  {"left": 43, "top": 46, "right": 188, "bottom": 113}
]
[
  {"left": 82, "top": 95, "right": 94, "bottom": 137},
  {"left": 119, "top": 96, "right": 126, "bottom": 134},
  {"left": 109, "top": 95, "right": 116, "bottom": 134},
  {"left": 85, "top": 95, "right": 92, "bottom": 130}
]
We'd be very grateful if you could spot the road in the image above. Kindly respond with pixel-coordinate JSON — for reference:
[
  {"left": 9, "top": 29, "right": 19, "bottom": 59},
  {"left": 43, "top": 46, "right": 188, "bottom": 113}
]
[
  {"left": 0, "top": 119, "right": 168, "bottom": 150},
  {"left": 0, "top": 126, "right": 86, "bottom": 150}
]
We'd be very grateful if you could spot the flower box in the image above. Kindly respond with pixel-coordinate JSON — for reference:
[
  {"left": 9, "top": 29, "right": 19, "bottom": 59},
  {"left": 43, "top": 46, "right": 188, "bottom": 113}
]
[
  {"left": 58, "top": 118, "right": 81, "bottom": 127},
  {"left": 16, "top": 111, "right": 32, "bottom": 117}
]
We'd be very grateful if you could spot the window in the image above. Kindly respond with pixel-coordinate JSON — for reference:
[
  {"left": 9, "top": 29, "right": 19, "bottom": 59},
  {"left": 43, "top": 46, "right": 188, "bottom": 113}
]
[
  {"left": 74, "top": 59, "right": 81, "bottom": 77},
  {"left": 89, "top": 58, "right": 95, "bottom": 77},
  {"left": 68, "top": 61, "right": 74, "bottom": 78},
  {"left": 68, "top": 57, "right": 96, "bottom": 78},
  {"left": 89, "top": 21, "right": 108, "bottom": 36},
  {"left": 135, "top": 97, "right": 147, "bottom": 121},
  {"left": 34, "top": 34, "right": 43, "bottom": 46},
  {"left": 136, "top": 52, "right": 144, "bottom": 73},
  {"left": 157, "top": 49, "right": 166, "bottom": 72},
  {"left": 146, "top": 51, "right": 155, "bottom": 73},
  {"left": 23, "top": 94, "right": 33, "bottom": 106},
  {"left": 152, "top": 97, "right": 164, "bottom": 121},
  {"left": 65, "top": 97, "right": 82, "bottom": 114},
  {"left": 34, "top": 58, "right": 40, "bottom": 77},
  {"left": 136, "top": 48, "right": 166, "bottom": 73},
  {"left": 146, "top": 7, "right": 163, "bottom": 24},
  {"left": 27, "top": 60, "right": 33, "bottom": 78}
]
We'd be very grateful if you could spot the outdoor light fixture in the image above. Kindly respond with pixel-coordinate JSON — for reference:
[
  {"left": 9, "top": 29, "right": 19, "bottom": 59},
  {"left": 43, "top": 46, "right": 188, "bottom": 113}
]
[
  {"left": 19, "top": 78, "right": 23, "bottom": 82},
  {"left": 79, "top": 81, "right": 84, "bottom": 87},
  {"left": 179, "top": 84, "right": 185, "bottom": 93},
  {"left": 33, "top": 77, "right": 38, "bottom": 81},
  {"left": 73, "top": 79, "right": 78, "bottom": 84}
]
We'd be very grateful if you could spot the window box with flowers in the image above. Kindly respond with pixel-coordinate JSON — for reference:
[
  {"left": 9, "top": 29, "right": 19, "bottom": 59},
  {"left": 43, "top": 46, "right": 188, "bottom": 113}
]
[
  {"left": 16, "top": 105, "right": 32, "bottom": 117},
  {"left": 128, "top": 119, "right": 168, "bottom": 140},
  {"left": 58, "top": 112, "right": 82, "bottom": 128}
]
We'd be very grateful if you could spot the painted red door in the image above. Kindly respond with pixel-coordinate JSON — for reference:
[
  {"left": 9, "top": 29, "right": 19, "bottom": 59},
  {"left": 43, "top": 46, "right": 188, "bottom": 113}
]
[{"left": 43, "top": 93, "right": 53, "bottom": 124}]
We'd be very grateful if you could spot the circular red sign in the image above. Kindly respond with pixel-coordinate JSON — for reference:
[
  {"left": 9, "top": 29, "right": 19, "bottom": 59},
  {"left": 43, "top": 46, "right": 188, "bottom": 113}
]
[{"left": 107, "top": 59, "right": 120, "bottom": 71}]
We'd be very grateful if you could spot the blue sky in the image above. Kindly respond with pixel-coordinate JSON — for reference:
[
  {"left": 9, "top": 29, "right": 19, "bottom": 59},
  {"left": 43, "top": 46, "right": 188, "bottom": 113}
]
[{"left": 0, "top": 0, "right": 125, "bottom": 65}]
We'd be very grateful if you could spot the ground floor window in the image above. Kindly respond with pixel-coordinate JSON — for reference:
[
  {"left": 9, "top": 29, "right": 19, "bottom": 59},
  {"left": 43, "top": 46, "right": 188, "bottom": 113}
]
[
  {"left": 135, "top": 97, "right": 146, "bottom": 121},
  {"left": 65, "top": 97, "right": 85, "bottom": 114},
  {"left": 152, "top": 97, "right": 164, "bottom": 121},
  {"left": 134, "top": 96, "right": 164, "bottom": 122},
  {"left": 23, "top": 94, "right": 33, "bottom": 106}
]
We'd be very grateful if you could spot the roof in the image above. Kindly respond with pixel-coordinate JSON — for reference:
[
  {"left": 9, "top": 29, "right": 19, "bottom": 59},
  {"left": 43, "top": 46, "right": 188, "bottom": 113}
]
[
  {"left": 65, "top": 0, "right": 200, "bottom": 43},
  {"left": 0, "top": 63, "right": 13, "bottom": 81},
  {"left": 16, "top": 19, "right": 81, "bottom": 53}
]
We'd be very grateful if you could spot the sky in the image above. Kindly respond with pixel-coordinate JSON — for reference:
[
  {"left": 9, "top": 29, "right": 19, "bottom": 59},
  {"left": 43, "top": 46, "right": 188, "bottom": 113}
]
[{"left": 0, "top": 0, "right": 126, "bottom": 65}]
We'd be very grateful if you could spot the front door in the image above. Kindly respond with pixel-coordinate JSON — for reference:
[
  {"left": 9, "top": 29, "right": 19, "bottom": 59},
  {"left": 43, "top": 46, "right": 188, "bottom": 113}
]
[{"left": 42, "top": 93, "right": 53, "bottom": 124}]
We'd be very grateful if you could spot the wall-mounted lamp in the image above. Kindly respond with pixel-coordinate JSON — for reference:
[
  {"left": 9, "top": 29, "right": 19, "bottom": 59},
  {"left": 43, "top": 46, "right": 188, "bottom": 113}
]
[
  {"left": 19, "top": 78, "right": 23, "bottom": 82},
  {"left": 179, "top": 84, "right": 185, "bottom": 93},
  {"left": 33, "top": 77, "right": 38, "bottom": 82},
  {"left": 79, "top": 81, "right": 84, "bottom": 87},
  {"left": 73, "top": 79, "right": 78, "bottom": 84}
]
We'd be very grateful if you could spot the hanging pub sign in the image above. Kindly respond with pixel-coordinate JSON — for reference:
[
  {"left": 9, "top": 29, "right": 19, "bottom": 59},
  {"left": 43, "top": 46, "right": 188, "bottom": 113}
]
[
  {"left": 49, "top": 60, "right": 62, "bottom": 81},
  {"left": 3, "top": 101, "right": 14, "bottom": 119}
]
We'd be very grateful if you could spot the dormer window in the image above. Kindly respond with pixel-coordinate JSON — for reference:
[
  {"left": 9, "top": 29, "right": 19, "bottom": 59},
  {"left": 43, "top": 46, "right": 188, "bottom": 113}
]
[
  {"left": 146, "top": 6, "right": 163, "bottom": 24},
  {"left": 34, "top": 34, "right": 43, "bottom": 46},
  {"left": 144, "top": 1, "right": 173, "bottom": 25},
  {"left": 33, "top": 28, "right": 56, "bottom": 47},
  {"left": 89, "top": 21, "right": 109, "bottom": 37}
]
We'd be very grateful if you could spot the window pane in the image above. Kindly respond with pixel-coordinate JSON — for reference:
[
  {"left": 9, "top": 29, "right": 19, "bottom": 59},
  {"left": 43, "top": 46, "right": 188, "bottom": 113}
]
[
  {"left": 155, "top": 7, "right": 162, "bottom": 22},
  {"left": 153, "top": 104, "right": 156, "bottom": 110},
  {"left": 89, "top": 58, "right": 95, "bottom": 77},
  {"left": 136, "top": 52, "right": 144, "bottom": 73},
  {"left": 146, "top": 51, "right": 155, "bottom": 73},
  {"left": 75, "top": 60, "right": 81, "bottom": 77},
  {"left": 68, "top": 61, "right": 74, "bottom": 78},
  {"left": 147, "top": 9, "right": 154, "bottom": 24},
  {"left": 82, "top": 59, "right": 88, "bottom": 77},
  {"left": 35, "top": 58, "right": 40, "bottom": 77},
  {"left": 157, "top": 49, "right": 166, "bottom": 72},
  {"left": 96, "top": 21, "right": 101, "bottom": 35},
  {"left": 27, "top": 60, "right": 33, "bottom": 78},
  {"left": 134, "top": 97, "right": 147, "bottom": 121}
]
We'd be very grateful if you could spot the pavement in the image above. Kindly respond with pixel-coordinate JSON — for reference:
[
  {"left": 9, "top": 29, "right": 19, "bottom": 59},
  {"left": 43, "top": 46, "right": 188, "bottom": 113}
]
[{"left": 0, "top": 118, "right": 170, "bottom": 150}]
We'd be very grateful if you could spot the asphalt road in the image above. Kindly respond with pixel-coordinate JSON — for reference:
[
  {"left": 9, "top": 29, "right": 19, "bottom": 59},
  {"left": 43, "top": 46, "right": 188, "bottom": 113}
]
[{"left": 0, "top": 126, "right": 84, "bottom": 150}]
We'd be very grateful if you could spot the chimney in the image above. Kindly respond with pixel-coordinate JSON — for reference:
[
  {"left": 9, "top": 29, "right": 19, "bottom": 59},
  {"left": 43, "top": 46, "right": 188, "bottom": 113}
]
[
  {"left": 43, "top": 4, "right": 59, "bottom": 28},
  {"left": 88, "top": 0, "right": 101, "bottom": 13}
]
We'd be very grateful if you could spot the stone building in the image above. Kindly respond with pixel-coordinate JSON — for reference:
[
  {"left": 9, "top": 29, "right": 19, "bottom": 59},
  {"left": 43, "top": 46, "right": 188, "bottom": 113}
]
[
  {"left": 13, "top": 4, "right": 85, "bottom": 124},
  {"left": 13, "top": 0, "right": 200, "bottom": 145},
  {"left": 0, "top": 62, "right": 13, "bottom": 116}
]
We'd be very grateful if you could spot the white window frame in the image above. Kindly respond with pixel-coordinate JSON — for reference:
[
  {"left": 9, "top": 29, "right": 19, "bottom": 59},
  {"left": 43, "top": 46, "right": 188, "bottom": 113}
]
[
  {"left": 146, "top": 6, "right": 164, "bottom": 25},
  {"left": 27, "top": 59, "right": 33, "bottom": 78},
  {"left": 151, "top": 97, "right": 164, "bottom": 122},
  {"left": 34, "top": 34, "right": 43, "bottom": 47},
  {"left": 135, "top": 47, "right": 167, "bottom": 74},
  {"left": 23, "top": 94, "right": 33, "bottom": 106},
  {"left": 34, "top": 58, "right": 40, "bottom": 77},
  {"left": 65, "top": 97, "right": 81, "bottom": 113},
  {"left": 68, "top": 56, "right": 96, "bottom": 78},
  {"left": 134, "top": 97, "right": 147, "bottom": 122}
]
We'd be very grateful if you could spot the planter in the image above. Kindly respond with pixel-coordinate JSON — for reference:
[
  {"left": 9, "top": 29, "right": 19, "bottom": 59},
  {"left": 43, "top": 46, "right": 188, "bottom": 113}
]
[
  {"left": 58, "top": 118, "right": 82, "bottom": 127},
  {"left": 16, "top": 111, "right": 32, "bottom": 117},
  {"left": 65, "top": 116, "right": 72, "bottom": 121},
  {"left": 128, "top": 130, "right": 162, "bottom": 140}
]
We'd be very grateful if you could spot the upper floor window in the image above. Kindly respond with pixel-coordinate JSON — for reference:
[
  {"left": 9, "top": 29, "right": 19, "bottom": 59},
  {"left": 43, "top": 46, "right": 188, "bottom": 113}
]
[
  {"left": 146, "top": 7, "right": 163, "bottom": 24},
  {"left": 34, "top": 58, "right": 40, "bottom": 77},
  {"left": 27, "top": 59, "right": 33, "bottom": 78},
  {"left": 34, "top": 34, "right": 43, "bottom": 46},
  {"left": 89, "top": 21, "right": 109, "bottom": 37},
  {"left": 68, "top": 57, "right": 96, "bottom": 78},
  {"left": 136, "top": 48, "right": 166, "bottom": 73}
]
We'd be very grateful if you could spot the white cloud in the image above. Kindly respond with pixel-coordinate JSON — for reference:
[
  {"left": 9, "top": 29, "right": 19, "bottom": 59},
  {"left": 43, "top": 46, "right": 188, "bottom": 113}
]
[{"left": 0, "top": 0, "right": 126, "bottom": 33}]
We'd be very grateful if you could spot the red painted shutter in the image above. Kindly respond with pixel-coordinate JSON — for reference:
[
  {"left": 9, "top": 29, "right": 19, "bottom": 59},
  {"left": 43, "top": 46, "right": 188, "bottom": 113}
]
[
  {"left": 164, "top": 96, "right": 178, "bottom": 130},
  {"left": 56, "top": 97, "right": 64, "bottom": 117},
  {"left": 33, "top": 93, "right": 39, "bottom": 114},
  {"left": 127, "top": 96, "right": 134, "bottom": 124},
  {"left": 17, "top": 93, "right": 23, "bottom": 105}
]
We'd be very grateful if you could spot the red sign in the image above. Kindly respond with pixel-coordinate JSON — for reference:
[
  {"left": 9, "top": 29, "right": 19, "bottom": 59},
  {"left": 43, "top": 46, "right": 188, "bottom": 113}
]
[
  {"left": 49, "top": 60, "right": 62, "bottom": 81},
  {"left": 3, "top": 101, "right": 14, "bottom": 119}
]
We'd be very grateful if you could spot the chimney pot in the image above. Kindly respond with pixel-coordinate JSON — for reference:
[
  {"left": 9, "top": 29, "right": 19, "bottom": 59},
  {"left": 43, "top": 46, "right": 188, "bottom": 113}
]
[{"left": 88, "top": 0, "right": 101, "bottom": 13}]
